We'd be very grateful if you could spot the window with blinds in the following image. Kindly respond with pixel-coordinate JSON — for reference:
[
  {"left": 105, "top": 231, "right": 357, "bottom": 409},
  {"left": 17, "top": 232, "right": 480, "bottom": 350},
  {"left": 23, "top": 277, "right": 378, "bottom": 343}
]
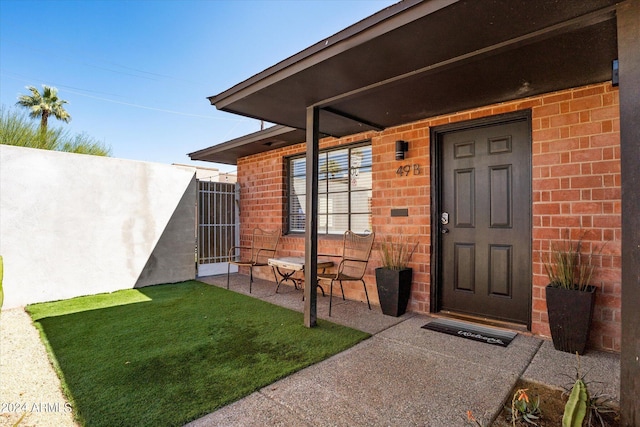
[{"left": 289, "top": 143, "right": 372, "bottom": 235}]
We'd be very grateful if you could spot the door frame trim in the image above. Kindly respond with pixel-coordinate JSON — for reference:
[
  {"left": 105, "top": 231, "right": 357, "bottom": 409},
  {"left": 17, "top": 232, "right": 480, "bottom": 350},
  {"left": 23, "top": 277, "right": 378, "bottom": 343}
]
[{"left": 429, "top": 110, "right": 533, "bottom": 329}]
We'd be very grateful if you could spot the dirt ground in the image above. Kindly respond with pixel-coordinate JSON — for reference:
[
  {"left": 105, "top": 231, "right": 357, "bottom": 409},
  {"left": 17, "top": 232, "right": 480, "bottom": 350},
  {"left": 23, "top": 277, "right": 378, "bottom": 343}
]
[
  {"left": 491, "top": 379, "right": 620, "bottom": 427},
  {"left": 0, "top": 309, "right": 78, "bottom": 427}
]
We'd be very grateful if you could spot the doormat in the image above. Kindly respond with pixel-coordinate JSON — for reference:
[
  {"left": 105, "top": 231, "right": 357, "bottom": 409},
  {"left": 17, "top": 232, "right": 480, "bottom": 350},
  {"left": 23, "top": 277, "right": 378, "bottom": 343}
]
[{"left": 421, "top": 318, "right": 517, "bottom": 347}]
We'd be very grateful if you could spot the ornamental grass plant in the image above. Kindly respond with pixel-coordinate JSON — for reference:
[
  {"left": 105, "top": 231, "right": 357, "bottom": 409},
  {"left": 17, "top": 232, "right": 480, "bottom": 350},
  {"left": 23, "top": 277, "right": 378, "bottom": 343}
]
[
  {"left": 543, "top": 230, "right": 603, "bottom": 291},
  {"left": 379, "top": 235, "right": 418, "bottom": 270}
]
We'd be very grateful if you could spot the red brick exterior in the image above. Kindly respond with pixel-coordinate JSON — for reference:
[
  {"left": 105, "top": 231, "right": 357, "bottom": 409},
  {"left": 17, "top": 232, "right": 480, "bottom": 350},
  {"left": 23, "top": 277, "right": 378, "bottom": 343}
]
[{"left": 236, "top": 82, "right": 621, "bottom": 352}]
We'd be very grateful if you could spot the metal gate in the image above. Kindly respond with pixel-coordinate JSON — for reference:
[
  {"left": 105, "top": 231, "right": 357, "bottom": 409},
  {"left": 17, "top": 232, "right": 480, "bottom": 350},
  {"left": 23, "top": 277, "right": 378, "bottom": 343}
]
[{"left": 197, "top": 180, "right": 239, "bottom": 276}]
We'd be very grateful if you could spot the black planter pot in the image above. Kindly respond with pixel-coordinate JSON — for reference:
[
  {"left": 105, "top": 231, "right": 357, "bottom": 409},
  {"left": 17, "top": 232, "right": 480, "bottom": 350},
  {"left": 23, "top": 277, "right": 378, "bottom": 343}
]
[
  {"left": 375, "top": 267, "right": 412, "bottom": 317},
  {"left": 545, "top": 285, "right": 596, "bottom": 355}
]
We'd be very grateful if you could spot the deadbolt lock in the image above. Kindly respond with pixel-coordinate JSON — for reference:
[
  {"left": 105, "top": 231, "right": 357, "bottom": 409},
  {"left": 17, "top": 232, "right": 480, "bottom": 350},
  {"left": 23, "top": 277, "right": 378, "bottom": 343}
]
[{"left": 441, "top": 212, "right": 449, "bottom": 225}]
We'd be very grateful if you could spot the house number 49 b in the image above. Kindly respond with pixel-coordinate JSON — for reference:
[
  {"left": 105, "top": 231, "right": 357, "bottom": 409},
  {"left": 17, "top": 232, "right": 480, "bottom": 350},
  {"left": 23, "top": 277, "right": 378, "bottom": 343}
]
[{"left": 396, "top": 164, "right": 421, "bottom": 177}]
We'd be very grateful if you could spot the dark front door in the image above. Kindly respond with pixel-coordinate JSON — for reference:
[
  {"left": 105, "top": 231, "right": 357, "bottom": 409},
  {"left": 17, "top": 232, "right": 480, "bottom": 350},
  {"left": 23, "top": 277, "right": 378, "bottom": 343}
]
[{"left": 437, "top": 115, "right": 531, "bottom": 325}]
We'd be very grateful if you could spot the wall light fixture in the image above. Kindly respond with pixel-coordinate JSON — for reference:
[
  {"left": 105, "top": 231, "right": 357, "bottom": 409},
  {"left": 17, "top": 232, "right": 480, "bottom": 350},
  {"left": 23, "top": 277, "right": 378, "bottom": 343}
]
[{"left": 395, "top": 140, "right": 409, "bottom": 160}]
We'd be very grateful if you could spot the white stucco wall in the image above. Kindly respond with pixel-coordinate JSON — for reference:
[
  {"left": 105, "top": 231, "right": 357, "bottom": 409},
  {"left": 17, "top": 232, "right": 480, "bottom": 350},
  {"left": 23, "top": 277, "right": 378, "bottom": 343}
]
[{"left": 0, "top": 145, "right": 196, "bottom": 308}]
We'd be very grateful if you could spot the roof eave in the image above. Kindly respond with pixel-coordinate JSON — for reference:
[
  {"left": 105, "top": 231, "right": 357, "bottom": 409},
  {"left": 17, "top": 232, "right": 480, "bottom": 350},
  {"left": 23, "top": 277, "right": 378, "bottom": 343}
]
[
  {"left": 189, "top": 125, "right": 306, "bottom": 165},
  {"left": 207, "top": 0, "right": 457, "bottom": 110}
]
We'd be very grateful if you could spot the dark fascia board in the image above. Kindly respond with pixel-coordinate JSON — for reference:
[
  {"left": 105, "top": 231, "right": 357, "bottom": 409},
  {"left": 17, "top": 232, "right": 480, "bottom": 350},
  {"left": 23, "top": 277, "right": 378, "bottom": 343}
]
[
  {"left": 207, "top": 0, "right": 455, "bottom": 109},
  {"left": 198, "top": 0, "right": 619, "bottom": 163},
  {"left": 188, "top": 125, "right": 307, "bottom": 165},
  {"left": 207, "top": 0, "right": 618, "bottom": 130}
]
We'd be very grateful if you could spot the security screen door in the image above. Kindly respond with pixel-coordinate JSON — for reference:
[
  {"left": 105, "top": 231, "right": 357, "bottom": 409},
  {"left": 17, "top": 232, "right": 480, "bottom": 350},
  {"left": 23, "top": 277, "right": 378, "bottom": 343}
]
[
  {"left": 197, "top": 181, "right": 238, "bottom": 276},
  {"left": 439, "top": 116, "right": 531, "bottom": 325}
]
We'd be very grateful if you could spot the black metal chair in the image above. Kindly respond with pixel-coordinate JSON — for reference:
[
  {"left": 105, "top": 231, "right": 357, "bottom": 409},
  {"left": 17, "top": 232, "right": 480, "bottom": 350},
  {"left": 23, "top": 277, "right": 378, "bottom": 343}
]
[
  {"left": 227, "top": 227, "right": 280, "bottom": 293},
  {"left": 317, "top": 230, "right": 375, "bottom": 316}
]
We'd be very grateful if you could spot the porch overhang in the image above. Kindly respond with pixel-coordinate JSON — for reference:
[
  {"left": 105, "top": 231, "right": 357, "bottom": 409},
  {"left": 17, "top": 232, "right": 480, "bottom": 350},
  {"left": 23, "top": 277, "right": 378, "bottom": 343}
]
[{"left": 192, "top": 0, "right": 619, "bottom": 165}]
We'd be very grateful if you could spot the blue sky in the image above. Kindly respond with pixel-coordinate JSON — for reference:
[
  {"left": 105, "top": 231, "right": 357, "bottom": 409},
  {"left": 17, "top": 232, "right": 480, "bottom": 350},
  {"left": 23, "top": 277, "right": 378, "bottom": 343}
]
[{"left": 0, "top": 0, "right": 396, "bottom": 172}]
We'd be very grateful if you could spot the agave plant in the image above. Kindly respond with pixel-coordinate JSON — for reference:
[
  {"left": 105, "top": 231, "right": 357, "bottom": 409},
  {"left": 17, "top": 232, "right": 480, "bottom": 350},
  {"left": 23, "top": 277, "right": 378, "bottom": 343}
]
[{"left": 506, "top": 388, "right": 541, "bottom": 426}]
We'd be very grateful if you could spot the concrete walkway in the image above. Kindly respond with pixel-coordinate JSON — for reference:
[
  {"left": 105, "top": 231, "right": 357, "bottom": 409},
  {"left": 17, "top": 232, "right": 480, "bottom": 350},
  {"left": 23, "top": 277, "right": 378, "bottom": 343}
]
[{"left": 192, "top": 274, "right": 620, "bottom": 426}]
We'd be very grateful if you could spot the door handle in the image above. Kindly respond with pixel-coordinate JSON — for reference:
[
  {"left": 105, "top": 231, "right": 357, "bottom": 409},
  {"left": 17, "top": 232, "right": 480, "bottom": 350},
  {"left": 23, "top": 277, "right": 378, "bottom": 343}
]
[{"left": 441, "top": 228, "right": 449, "bottom": 234}]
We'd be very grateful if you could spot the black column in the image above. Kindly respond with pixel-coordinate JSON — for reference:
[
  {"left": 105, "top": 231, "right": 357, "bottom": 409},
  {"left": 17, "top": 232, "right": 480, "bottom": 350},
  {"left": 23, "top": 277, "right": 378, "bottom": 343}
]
[
  {"left": 304, "top": 106, "right": 320, "bottom": 327},
  {"left": 618, "top": 1, "right": 640, "bottom": 425}
]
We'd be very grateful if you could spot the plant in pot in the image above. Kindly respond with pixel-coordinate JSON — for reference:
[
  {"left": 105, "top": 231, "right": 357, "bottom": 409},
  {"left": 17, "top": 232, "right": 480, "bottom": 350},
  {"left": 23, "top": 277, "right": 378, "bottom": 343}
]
[
  {"left": 375, "top": 236, "right": 418, "bottom": 317},
  {"left": 543, "top": 231, "right": 602, "bottom": 355}
]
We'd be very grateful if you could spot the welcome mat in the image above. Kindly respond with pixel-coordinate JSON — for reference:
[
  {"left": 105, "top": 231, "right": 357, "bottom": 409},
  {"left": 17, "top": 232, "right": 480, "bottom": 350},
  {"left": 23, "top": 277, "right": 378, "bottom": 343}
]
[{"left": 421, "top": 318, "right": 517, "bottom": 347}]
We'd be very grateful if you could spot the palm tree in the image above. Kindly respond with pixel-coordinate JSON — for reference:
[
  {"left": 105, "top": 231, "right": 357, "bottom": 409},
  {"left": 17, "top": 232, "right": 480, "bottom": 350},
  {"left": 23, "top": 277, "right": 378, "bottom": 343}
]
[
  {"left": 16, "top": 85, "right": 71, "bottom": 134},
  {"left": 1, "top": 105, "right": 111, "bottom": 156}
]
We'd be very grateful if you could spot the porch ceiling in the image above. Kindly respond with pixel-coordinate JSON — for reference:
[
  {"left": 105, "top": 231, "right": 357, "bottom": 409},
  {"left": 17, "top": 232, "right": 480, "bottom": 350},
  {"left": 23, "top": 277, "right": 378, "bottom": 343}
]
[{"left": 191, "top": 0, "right": 619, "bottom": 165}]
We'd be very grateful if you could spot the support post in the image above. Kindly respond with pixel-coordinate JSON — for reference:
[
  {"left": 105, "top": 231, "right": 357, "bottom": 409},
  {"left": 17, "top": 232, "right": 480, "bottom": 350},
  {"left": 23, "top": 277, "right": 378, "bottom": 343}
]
[
  {"left": 304, "top": 106, "right": 320, "bottom": 327},
  {"left": 618, "top": 1, "right": 640, "bottom": 425}
]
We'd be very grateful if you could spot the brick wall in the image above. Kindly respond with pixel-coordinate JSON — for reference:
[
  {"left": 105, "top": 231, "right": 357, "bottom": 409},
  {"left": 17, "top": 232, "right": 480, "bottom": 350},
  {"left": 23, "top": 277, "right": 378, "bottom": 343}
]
[
  {"left": 236, "top": 82, "right": 621, "bottom": 352},
  {"left": 530, "top": 84, "right": 621, "bottom": 352}
]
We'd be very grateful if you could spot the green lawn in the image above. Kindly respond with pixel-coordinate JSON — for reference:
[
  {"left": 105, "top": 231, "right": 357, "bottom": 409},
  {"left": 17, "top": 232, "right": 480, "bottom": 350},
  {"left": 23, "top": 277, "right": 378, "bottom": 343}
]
[{"left": 27, "top": 281, "right": 370, "bottom": 427}]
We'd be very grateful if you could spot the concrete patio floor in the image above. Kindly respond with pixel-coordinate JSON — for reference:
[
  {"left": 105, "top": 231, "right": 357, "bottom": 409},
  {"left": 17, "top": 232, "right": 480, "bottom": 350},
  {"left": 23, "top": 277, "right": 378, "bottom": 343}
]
[{"left": 192, "top": 273, "right": 620, "bottom": 426}]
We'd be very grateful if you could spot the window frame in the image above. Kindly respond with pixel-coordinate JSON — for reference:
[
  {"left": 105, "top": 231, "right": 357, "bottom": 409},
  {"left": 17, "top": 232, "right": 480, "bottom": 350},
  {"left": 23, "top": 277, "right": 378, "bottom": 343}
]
[{"left": 286, "top": 140, "right": 372, "bottom": 236}]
